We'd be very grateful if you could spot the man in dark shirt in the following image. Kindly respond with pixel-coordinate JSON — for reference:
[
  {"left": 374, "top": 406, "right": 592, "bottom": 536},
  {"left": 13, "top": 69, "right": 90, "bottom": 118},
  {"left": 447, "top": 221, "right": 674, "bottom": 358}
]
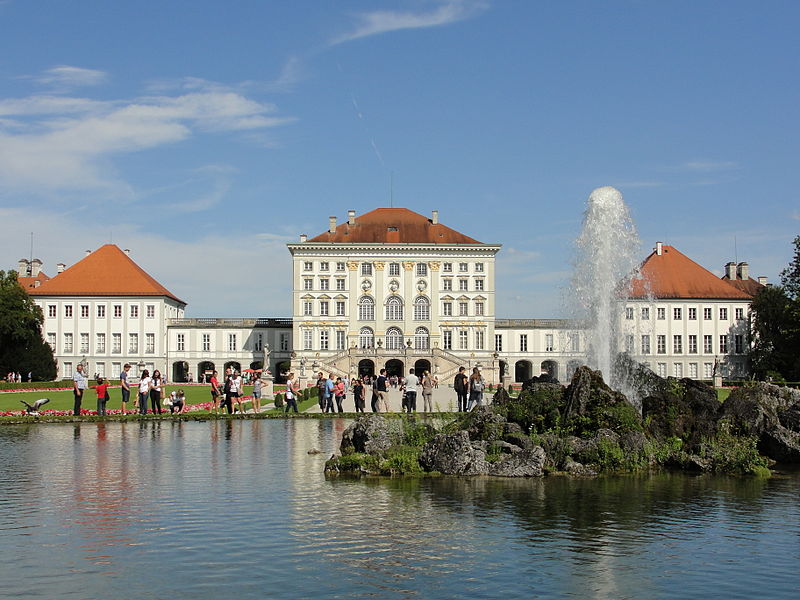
[
  {"left": 316, "top": 372, "right": 326, "bottom": 411},
  {"left": 453, "top": 366, "right": 468, "bottom": 412},
  {"left": 375, "top": 368, "right": 389, "bottom": 412}
]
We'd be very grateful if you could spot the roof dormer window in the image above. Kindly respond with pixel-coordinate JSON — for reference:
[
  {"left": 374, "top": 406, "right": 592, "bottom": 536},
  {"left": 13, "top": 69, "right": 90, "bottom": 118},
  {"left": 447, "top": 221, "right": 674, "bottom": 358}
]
[{"left": 387, "top": 226, "right": 398, "bottom": 232}]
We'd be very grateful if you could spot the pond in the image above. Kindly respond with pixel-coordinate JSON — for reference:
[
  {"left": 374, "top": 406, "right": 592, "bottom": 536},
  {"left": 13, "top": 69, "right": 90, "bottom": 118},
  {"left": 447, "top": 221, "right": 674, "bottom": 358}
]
[{"left": 1, "top": 419, "right": 798, "bottom": 599}]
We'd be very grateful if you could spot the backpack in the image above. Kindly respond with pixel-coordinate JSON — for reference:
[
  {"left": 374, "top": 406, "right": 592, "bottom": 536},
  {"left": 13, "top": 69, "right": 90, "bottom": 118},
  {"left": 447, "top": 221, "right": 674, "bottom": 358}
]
[{"left": 472, "top": 378, "right": 484, "bottom": 392}]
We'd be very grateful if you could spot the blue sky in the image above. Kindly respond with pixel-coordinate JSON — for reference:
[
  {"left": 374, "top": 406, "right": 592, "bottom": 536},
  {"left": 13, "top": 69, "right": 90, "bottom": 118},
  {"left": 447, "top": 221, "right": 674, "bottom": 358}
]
[{"left": 1, "top": 0, "right": 797, "bottom": 317}]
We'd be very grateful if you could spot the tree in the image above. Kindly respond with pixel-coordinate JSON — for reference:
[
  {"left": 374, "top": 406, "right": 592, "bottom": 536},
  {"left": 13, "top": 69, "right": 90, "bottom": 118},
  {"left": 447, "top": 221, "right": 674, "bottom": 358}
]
[
  {"left": 0, "top": 270, "right": 57, "bottom": 381},
  {"left": 780, "top": 235, "right": 800, "bottom": 300}
]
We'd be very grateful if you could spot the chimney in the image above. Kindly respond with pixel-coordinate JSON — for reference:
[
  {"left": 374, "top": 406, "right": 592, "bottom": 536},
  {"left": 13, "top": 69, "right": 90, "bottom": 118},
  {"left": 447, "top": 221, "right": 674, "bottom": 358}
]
[
  {"left": 432, "top": 210, "right": 439, "bottom": 225},
  {"left": 328, "top": 216, "right": 337, "bottom": 234},
  {"left": 725, "top": 261, "right": 737, "bottom": 280},
  {"left": 758, "top": 276, "right": 768, "bottom": 285},
  {"left": 57, "top": 263, "right": 66, "bottom": 274},
  {"left": 124, "top": 248, "right": 130, "bottom": 256},
  {"left": 348, "top": 210, "right": 356, "bottom": 226},
  {"left": 737, "top": 262, "right": 749, "bottom": 280},
  {"left": 17, "top": 258, "right": 29, "bottom": 274},
  {"left": 299, "top": 234, "right": 307, "bottom": 243},
  {"left": 30, "top": 258, "right": 42, "bottom": 276},
  {"left": 85, "top": 250, "right": 91, "bottom": 257},
  {"left": 655, "top": 242, "right": 663, "bottom": 256}
]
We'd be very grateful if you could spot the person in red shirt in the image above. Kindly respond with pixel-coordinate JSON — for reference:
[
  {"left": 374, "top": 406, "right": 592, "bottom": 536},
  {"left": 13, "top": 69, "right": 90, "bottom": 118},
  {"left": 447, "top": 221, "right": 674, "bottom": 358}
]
[
  {"left": 92, "top": 377, "right": 110, "bottom": 416},
  {"left": 210, "top": 371, "right": 221, "bottom": 414}
]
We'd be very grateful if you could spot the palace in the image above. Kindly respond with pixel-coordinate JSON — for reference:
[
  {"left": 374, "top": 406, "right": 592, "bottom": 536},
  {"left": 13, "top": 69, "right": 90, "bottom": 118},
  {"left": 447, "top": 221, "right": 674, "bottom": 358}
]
[{"left": 21, "top": 208, "right": 765, "bottom": 385}]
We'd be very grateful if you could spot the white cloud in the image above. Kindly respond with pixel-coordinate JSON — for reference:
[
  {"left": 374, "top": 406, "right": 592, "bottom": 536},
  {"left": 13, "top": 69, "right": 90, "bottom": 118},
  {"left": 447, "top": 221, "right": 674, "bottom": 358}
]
[
  {"left": 34, "top": 65, "right": 108, "bottom": 89},
  {"left": 331, "top": 0, "right": 488, "bottom": 45},
  {"left": 683, "top": 160, "right": 738, "bottom": 172}
]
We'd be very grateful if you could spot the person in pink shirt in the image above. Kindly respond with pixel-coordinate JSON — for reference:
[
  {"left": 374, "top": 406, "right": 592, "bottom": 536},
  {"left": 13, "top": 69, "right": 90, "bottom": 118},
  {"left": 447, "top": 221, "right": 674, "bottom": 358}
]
[{"left": 334, "top": 377, "right": 345, "bottom": 413}]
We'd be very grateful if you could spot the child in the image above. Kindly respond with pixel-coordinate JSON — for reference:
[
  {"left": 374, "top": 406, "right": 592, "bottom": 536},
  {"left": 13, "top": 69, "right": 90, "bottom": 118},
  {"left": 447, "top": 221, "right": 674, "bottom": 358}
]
[
  {"left": 93, "top": 377, "right": 109, "bottom": 416},
  {"left": 169, "top": 389, "right": 186, "bottom": 414}
]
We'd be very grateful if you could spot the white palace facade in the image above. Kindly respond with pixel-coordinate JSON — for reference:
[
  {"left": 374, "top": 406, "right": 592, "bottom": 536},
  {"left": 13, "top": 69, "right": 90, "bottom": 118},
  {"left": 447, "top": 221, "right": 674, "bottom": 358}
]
[{"left": 21, "top": 208, "right": 764, "bottom": 385}]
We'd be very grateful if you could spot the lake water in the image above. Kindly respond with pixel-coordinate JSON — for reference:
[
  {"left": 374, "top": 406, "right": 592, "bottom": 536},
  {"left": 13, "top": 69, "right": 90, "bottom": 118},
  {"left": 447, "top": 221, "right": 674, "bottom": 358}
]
[{"left": 1, "top": 419, "right": 798, "bottom": 599}]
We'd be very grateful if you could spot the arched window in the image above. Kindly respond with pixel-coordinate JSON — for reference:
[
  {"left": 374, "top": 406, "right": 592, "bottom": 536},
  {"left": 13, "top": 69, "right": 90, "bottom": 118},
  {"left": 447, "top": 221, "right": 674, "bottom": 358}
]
[
  {"left": 385, "top": 327, "right": 404, "bottom": 350},
  {"left": 413, "top": 296, "right": 430, "bottom": 320},
  {"left": 414, "top": 327, "right": 429, "bottom": 350},
  {"left": 358, "top": 296, "right": 374, "bottom": 321},
  {"left": 359, "top": 327, "right": 374, "bottom": 349},
  {"left": 385, "top": 296, "right": 403, "bottom": 320}
]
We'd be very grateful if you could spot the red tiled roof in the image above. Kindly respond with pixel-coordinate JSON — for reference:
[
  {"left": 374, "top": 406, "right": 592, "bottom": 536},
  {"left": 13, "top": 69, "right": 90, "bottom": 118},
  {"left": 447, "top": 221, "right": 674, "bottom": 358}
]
[
  {"left": 629, "top": 245, "right": 751, "bottom": 300},
  {"left": 306, "top": 208, "right": 483, "bottom": 244},
  {"left": 28, "top": 244, "right": 185, "bottom": 304},
  {"left": 721, "top": 276, "right": 765, "bottom": 298},
  {"left": 17, "top": 271, "right": 50, "bottom": 290}
]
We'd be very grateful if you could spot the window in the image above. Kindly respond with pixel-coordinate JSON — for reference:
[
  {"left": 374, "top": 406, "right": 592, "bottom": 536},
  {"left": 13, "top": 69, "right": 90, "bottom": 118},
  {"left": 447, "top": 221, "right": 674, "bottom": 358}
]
[
  {"left": 459, "top": 302, "right": 468, "bottom": 316},
  {"left": 415, "top": 327, "right": 429, "bottom": 350},
  {"left": 146, "top": 333, "right": 155, "bottom": 354},
  {"left": 475, "top": 263, "right": 484, "bottom": 273},
  {"left": 703, "top": 307, "right": 712, "bottom": 320},
  {"left": 688, "top": 335, "right": 698, "bottom": 354},
  {"left": 130, "top": 305, "right": 138, "bottom": 318},
  {"left": 64, "top": 362, "right": 73, "bottom": 378},
  {"left": 735, "top": 308, "right": 744, "bottom": 320},
  {"left": 359, "top": 327, "right": 374, "bottom": 349},
  {"left": 625, "top": 335, "right": 634, "bottom": 353},
  {"left": 719, "top": 335, "right": 728, "bottom": 353},
  {"left": 674, "top": 363, "right": 683, "bottom": 378},
  {"left": 416, "top": 263, "right": 428, "bottom": 277},
  {"left": 319, "top": 278, "right": 329, "bottom": 291},
  {"left": 673, "top": 335, "right": 683, "bottom": 354},
  {"left": 177, "top": 333, "right": 185, "bottom": 352},
  {"left": 475, "top": 301, "right": 484, "bottom": 316},
  {"left": 520, "top": 334, "right": 528, "bottom": 352},
  {"left": 458, "top": 330, "right": 468, "bottom": 350},
  {"left": 96, "top": 333, "right": 106, "bottom": 353},
  {"left": 385, "top": 328, "right": 403, "bottom": 350},
  {"left": 703, "top": 335, "right": 712, "bottom": 353},
  {"left": 719, "top": 308, "right": 728, "bottom": 320},
  {"left": 641, "top": 307, "right": 650, "bottom": 320},
  {"left": 704, "top": 362, "right": 713, "bottom": 378},
  {"left": 545, "top": 334, "right": 554, "bottom": 352},
  {"left": 96, "top": 362, "right": 105, "bottom": 378},
  {"left": 361, "top": 263, "right": 372, "bottom": 276},
  {"left": 443, "top": 262, "right": 453, "bottom": 273},
  {"left": 625, "top": 307, "right": 634, "bottom": 320},
  {"left": 657, "top": 335, "right": 666, "bottom": 354},
  {"left": 303, "top": 301, "right": 313, "bottom": 316},
  {"left": 689, "top": 363, "right": 698, "bottom": 379},
  {"left": 65, "top": 305, "right": 73, "bottom": 318},
  {"left": 320, "top": 261, "right": 329, "bottom": 271},
  {"left": 459, "top": 262, "right": 468, "bottom": 272},
  {"left": 673, "top": 307, "right": 682, "bottom": 320},
  {"left": 227, "top": 334, "right": 237, "bottom": 352},
  {"left": 256, "top": 332, "right": 264, "bottom": 354},
  {"left": 474, "top": 279, "right": 484, "bottom": 291},
  {"left": 129, "top": 333, "right": 138, "bottom": 353},
  {"left": 303, "top": 329, "right": 312, "bottom": 350},
  {"left": 146, "top": 305, "right": 155, "bottom": 319},
  {"left": 335, "top": 301, "right": 345, "bottom": 316},
  {"left": 657, "top": 307, "right": 665, "bottom": 320},
  {"left": 336, "top": 278, "right": 346, "bottom": 291},
  {"left": 413, "top": 296, "right": 430, "bottom": 320},
  {"left": 475, "top": 329, "right": 485, "bottom": 350},
  {"left": 336, "top": 262, "right": 346, "bottom": 272},
  {"left": 336, "top": 330, "right": 345, "bottom": 350},
  {"left": 112, "top": 333, "right": 122, "bottom": 353},
  {"left": 443, "top": 301, "right": 452, "bottom": 317},
  {"left": 280, "top": 332, "right": 289, "bottom": 351},
  {"left": 48, "top": 305, "right": 57, "bottom": 318},
  {"left": 114, "top": 305, "right": 122, "bottom": 318},
  {"left": 458, "top": 279, "right": 468, "bottom": 291},
  {"left": 319, "top": 301, "right": 329, "bottom": 316},
  {"left": 385, "top": 297, "right": 403, "bottom": 320},
  {"left": 47, "top": 332, "right": 56, "bottom": 350},
  {"left": 79, "top": 333, "right": 89, "bottom": 353},
  {"left": 303, "top": 278, "right": 313, "bottom": 290},
  {"left": 570, "top": 333, "right": 580, "bottom": 352},
  {"left": 358, "top": 296, "right": 374, "bottom": 321},
  {"left": 688, "top": 307, "right": 697, "bottom": 320},
  {"left": 202, "top": 333, "right": 211, "bottom": 352},
  {"left": 657, "top": 363, "right": 667, "bottom": 377},
  {"left": 443, "top": 330, "right": 452, "bottom": 350},
  {"left": 641, "top": 335, "right": 651, "bottom": 354},
  {"left": 64, "top": 333, "right": 73, "bottom": 353},
  {"left": 442, "top": 278, "right": 452, "bottom": 291},
  {"left": 495, "top": 334, "right": 503, "bottom": 352},
  {"left": 735, "top": 334, "right": 744, "bottom": 354},
  {"left": 80, "top": 305, "right": 89, "bottom": 318},
  {"left": 303, "top": 261, "right": 313, "bottom": 271},
  {"left": 97, "top": 305, "right": 106, "bottom": 318},
  {"left": 320, "top": 330, "right": 329, "bottom": 350}
]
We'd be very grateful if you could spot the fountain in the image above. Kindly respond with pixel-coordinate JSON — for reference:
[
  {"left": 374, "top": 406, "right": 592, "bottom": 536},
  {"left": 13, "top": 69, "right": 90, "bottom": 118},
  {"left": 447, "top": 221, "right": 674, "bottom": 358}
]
[{"left": 570, "top": 186, "right": 642, "bottom": 393}]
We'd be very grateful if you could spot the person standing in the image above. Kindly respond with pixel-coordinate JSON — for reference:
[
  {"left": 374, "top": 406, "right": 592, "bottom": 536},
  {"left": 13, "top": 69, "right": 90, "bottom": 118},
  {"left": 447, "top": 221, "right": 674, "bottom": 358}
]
[
  {"left": 284, "top": 372, "right": 299, "bottom": 413},
  {"left": 120, "top": 363, "right": 131, "bottom": 414},
  {"left": 150, "top": 369, "right": 163, "bottom": 414},
  {"left": 72, "top": 364, "right": 88, "bottom": 416},
  {"left": 404, "top": 368, "right": 418, "bottom": 413},
  {"left": 467, "top": 367, "right": 485, "bottom": 411},
  {"left": 252, "top": 376, "right": 262, "bottom": 413},
  {"left": 421, "top": 370, "right": 434, "bottom": 413},
  {"left": 375, "top": 368, "right": 389, "bottom": 412},
  {"left": 334, "top": 377, "right": 345, "bottom": 413},
  {"left": 231, "top": 371, "right": 244, "bottom": 414},
  {"left": 454, "top": 367, "right": 468, "bottom": 412},
  {"left": 353, "top": 377, "right": 365, "bottom": 413},
  {"left": 324, "top": 373, "right": 336, "bottom": 413},
  {"left": 93, "top": 376, "right": 109, "bottom": 416},
  {"left": 316, "top": 372, "right": 327, "bottom": 411},
  {"left": 210, "top": 370, "right": 221, "bottom": 414},
  {"left": 138, "top": 369, "right": 152, "bottom": 415}
]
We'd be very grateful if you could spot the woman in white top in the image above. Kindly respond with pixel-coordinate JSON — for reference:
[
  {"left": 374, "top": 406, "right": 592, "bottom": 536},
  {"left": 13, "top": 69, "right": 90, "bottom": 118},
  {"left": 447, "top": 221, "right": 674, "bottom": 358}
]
[
  {"left": 138, "top": 370, "right": 152, "bottom": 415},
  {"left": 231, "top": 372, "right": 244, "bottom": 414}
]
